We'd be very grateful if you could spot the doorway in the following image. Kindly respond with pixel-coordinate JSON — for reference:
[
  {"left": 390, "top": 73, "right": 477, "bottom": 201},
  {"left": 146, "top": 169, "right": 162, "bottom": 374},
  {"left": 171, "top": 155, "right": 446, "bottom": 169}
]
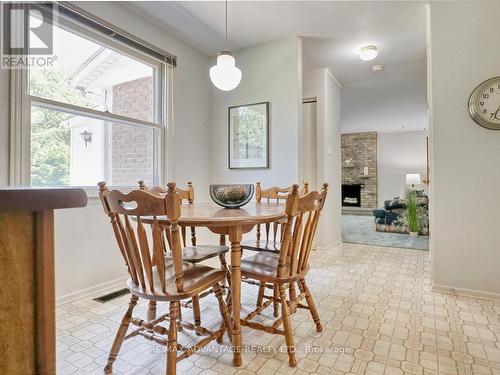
[
  {"left": 340, "top": 131, "right": 430, "bottom": 250},
  {"left": 301, "top": 98, "right": 317, "bottom": 190}
]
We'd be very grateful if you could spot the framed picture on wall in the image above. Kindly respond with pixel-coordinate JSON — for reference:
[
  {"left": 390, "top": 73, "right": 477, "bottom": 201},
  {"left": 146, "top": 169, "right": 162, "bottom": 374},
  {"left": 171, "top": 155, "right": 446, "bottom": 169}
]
[{"left": 228, "top": 101, "right": 269, "bottom": 169}]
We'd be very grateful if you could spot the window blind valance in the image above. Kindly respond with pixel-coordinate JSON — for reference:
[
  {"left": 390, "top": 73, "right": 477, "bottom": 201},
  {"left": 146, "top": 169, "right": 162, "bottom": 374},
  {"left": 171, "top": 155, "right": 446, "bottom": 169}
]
[{"left": 34, "top": 2, "right": 177, "bottom": 67}]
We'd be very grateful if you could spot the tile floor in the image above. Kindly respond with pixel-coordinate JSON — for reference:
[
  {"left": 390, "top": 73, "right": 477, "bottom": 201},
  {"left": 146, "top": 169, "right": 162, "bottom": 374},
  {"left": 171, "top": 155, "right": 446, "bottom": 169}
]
[
  {"left": 57, "top": 243, "right": 500, "bottom": 375},
  {"left": 342, "top": 215, "right": 429, "bottom": 250}
]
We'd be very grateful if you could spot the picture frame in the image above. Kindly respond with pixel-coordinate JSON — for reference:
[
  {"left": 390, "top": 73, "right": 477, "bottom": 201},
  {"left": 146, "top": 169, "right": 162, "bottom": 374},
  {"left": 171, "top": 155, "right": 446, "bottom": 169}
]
[{"left": 228, "top": 101, "right": 269, "bottom": 169}]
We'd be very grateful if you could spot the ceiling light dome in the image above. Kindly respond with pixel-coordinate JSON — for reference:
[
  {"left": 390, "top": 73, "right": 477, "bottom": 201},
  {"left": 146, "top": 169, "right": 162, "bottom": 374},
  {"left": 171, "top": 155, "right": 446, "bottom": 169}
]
[
  {"left": 360, "top": 46, "right": 378, "bottom": 61},
  {"left": 210, "top": 51, "right": 242, "bottom": 91},
  {"left": 210, "top": 0, "right": 242, "bottom": 91}
]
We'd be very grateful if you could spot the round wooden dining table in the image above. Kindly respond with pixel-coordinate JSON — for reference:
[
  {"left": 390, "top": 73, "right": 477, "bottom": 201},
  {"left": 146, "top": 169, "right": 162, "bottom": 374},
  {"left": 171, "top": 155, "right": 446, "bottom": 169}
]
[
  {"left": 150, "top": 202, "right": 286, "bottom": 366},
  {"left": 156, "top": 201, "right": 286, "bottom": 366}
]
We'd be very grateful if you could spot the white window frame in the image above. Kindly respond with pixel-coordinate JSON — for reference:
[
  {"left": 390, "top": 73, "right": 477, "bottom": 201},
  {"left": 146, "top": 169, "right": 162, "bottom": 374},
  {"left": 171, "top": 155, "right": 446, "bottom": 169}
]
[{"left": 9, "top": 9, "right": 173, "bottom": 193}]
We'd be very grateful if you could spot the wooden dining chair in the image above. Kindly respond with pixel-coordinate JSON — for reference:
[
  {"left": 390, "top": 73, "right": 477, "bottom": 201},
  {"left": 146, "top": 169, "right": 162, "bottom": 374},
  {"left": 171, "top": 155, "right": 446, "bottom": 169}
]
[
  {"left": 138, "top": 180, "right": 231, "bottom": 330},
  {"left": 239, "top": 183, "right": 328, "bottom": 367},
  {"left": 98, "top": 182, "right": 232, "bottom": 375},
  {"left": 241, "top": 182, "right": 307, "bottom": 250},
  {"left": 241, "top": 182, "right": 309, "bottom": 317}
]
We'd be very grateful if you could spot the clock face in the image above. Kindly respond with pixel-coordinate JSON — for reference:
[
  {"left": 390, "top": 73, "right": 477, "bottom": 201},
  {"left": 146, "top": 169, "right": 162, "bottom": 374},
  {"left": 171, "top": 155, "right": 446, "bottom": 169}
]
[{"left": 469, "top": 77, "right": 500, "bottom": 130}]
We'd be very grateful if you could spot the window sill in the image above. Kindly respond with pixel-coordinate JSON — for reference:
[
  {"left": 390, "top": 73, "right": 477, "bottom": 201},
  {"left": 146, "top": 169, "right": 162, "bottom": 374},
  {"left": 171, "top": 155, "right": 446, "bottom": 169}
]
[{"left": 86, "top": 194, "right": 102, "bottom": 206}]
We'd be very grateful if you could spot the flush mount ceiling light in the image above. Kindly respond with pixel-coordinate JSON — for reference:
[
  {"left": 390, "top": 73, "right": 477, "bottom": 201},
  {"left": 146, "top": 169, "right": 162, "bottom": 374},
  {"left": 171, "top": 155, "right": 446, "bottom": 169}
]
[
  {"left": 209, "top": 0, "right": 242, "bottom": 91},
  {"left": 360, "top": 46, "right": 378, "bottom": 61}
]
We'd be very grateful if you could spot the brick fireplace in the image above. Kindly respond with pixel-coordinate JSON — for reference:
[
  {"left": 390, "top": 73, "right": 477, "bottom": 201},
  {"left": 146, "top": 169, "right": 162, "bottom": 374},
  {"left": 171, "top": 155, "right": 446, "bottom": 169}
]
[
  {"left": 341, "top": 132, "right": 378, "bottom": 208},
  {"left": 342, "top": 184, "right": 362, "bottom": 207}
]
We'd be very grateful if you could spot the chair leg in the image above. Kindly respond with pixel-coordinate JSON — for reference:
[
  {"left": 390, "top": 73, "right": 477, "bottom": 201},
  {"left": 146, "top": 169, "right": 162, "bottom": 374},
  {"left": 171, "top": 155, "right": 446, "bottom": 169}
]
[
  {"left": 192, "top": 294, "right": 202, "bottom": 335},
  {"left": 166, "top": 301, "right": 179, "bottom": 375},
  {"left": 190, "top": 226, "right": 196, "bottom": 246},
  {"left": 176, "top": 303, "right": 183, "bottom": 332},
  {"left": 300, "top": 279, "right": 322, "bottom": 332},
  {"left": 164, "top": 227, "right": 172, "bottom": 250},
  {"left": 147, "top": 301, "right": 157, "bottom": 321},
  {"left": 218, "top": 253, "right": 230, "bottom": 286},
  {"left": 213, "top": 283, "right": 232, "bottom": 343},
  {"left": 273, "top": 284, "right": 280, "bottom": 317},
  {"left": 279, "top": 284, "right": 297, "bottom": 367},
  {"left": 181, "top": 226, "right": 187, "bottom": 248},
  {"left": 288, "top": 282, "right": 297, "bottom": 314},
  {"left": 289, "top": 281, "right": 297, "bottom": 301},
  {"left": 104, "top": 295, "right": 138, "bottom": 374},
  {"left": 256, "top": 282, "right": 266, "bottom": 307},
  {"left": 218, "top": 253, "right": 232, "bottom": 303}
]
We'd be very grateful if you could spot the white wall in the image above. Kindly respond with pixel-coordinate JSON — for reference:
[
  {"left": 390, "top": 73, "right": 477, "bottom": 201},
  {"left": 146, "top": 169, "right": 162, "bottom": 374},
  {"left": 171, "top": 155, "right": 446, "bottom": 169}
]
[
  {"left": 377, "top": 130, "right": 427, "bottom": 206},
  {"left": 210, "top": 37, "right": 302, "bottom": 186},
  {"left": 302, "top": 70, "right": 323, "bottom": 189},
  {"left": 429, "top": 1, "right": 500, "bottom": 296},
  {"left": 24, "top": 1, "right": 211, "bottom": 301},
  {"left": 301, "top": 101, "right": 317, "bottom": 189},
  {"left": 303, "top": 69, "right": 342, "bottom": 248},
  {"left": 69, "top": 122, "right": 106, "bottom": 186},
  {"left": 341, "top": 61, "right": 427, "bottom": 134}
]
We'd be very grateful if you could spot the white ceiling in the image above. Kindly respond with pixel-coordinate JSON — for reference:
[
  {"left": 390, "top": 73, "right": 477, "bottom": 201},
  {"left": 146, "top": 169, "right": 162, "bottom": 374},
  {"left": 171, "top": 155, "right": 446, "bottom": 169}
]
[
  {"left": 126, "top": 1, "right": 426, "bottom": 85},
  {"left": 341, "top": 61, "right": 428, "bottom": 133},
  {"left": 125, "top": 1, "right": 428, "bottom": 131}
]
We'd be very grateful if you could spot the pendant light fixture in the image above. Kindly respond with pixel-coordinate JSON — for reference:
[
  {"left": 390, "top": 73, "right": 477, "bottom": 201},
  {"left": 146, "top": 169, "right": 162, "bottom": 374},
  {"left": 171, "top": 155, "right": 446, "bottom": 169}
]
[{"left": 209, "top": 0, "right": 242, "bottom": 91}]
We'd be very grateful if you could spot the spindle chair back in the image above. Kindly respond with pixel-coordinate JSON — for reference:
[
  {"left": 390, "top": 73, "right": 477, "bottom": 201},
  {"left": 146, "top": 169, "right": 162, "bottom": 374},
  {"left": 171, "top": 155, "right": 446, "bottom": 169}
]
[
  {"left": 239, "top": 183, "right": 328, "bottom": 368},
  {"left": 98, "top": 182, "right": 231, "bottom": 375},
  {"left": 137, "top": 180, "right": 231, "bottom": 328},
  {"left": 277, "top": 183, "right": 328, "bottom": 279},
  {"left": 99, "top": 182, "right": 182, "bottom": 294},
  {"left": 138, "top": 180, "right": 196, "bottom": 246},
  {"left": 243, "top": 182, "right": 310, "bottom": 317},
  {"left": 253, "top": 182, "right": 309, "bottom": 244}
]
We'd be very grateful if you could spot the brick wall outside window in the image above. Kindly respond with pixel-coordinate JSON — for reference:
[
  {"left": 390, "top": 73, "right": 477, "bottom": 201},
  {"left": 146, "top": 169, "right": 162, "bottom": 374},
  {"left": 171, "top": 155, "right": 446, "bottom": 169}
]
[{"left": 111, "top": 77, "right": 154, "bottom": 186}]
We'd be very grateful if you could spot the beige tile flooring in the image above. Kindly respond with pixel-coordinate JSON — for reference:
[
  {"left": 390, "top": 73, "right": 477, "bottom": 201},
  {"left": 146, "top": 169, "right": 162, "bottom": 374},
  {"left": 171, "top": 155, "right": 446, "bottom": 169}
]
[{"left": 57, "top": 243, "right": 500, "bottom": 375}]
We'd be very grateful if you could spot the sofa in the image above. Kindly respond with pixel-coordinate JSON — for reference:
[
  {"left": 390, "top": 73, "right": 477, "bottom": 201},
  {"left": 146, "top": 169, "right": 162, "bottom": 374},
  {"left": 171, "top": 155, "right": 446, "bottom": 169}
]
[{"left": 372, "top": 191, "right": 429, "bottom": 235}]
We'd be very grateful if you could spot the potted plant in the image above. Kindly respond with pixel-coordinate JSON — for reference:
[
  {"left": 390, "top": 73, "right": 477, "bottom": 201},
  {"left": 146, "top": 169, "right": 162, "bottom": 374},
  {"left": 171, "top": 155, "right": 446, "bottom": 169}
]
[{"left": 406, "top": 190, "right": 419, "bottom": 236}]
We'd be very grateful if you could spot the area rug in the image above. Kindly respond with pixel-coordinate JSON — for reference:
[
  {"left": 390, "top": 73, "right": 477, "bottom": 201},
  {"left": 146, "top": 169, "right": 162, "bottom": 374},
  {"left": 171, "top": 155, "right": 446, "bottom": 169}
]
[{"left": 342, "top": 214, "right": 429, "bottom": 250}]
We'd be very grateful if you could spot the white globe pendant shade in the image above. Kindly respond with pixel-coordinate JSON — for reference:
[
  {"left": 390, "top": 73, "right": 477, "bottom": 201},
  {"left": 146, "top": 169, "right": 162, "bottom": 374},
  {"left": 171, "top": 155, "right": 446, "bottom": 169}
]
[{"left": 209, "top": 53, "right": 242, "bottom": 91}]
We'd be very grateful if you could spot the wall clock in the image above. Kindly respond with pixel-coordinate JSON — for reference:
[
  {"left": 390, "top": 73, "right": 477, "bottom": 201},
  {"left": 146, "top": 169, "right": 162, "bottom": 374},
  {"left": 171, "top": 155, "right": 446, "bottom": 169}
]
[{"left": 468, "top": 76, "right": 500, "bottom": 130}]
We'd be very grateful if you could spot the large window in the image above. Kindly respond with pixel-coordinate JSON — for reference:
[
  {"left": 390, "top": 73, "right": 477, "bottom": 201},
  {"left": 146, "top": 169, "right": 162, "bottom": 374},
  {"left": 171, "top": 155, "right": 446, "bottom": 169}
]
[{"left": 14, "top": 5, "right": 171, "bottom": 188}]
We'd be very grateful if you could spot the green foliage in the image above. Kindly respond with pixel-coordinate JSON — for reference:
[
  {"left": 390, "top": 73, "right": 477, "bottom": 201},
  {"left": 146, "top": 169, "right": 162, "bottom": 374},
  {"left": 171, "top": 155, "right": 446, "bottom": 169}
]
[
  {"left": 232, "top": 107, "right": 265, "bottom": 159},
  {"left": 406, "top": 190, "right": 419, "bottom": 233},
  {"left": 31, "top": 107, "right": 71, "bottom": 186},
  {"left": 30, "top": 68, "right": 90, "bottom": 186}
]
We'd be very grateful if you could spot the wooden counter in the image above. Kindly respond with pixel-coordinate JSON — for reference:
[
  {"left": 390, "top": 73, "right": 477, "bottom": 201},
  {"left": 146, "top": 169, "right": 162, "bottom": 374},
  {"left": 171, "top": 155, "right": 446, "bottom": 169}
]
[{"left": 0, "top": 188, "right": 87, "bottom": 375}]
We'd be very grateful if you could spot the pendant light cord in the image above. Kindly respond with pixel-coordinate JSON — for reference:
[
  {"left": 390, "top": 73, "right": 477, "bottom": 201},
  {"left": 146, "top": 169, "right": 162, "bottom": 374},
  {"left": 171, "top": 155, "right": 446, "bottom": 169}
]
[
  {"left": 224, "top": 0, "right": 228, "bottom": 51},
  {"left": 224, "top": 0, "right": 227, "bottom": 51}
]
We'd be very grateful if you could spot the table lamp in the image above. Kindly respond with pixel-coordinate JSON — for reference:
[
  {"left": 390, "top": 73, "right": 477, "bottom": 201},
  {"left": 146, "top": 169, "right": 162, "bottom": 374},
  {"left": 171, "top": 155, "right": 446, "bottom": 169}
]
[{"left": 406, "top": 173, "right": 421, "bottom": 188}]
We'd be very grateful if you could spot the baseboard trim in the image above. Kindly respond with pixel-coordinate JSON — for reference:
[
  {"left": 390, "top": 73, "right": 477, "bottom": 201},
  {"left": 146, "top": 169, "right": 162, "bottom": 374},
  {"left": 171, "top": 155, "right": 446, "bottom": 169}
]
[
  {"left": 432, "top": 283, "right": 500, "bottom": 301},
  {"left": 56, "top": 276, "right": 129, "bottom": 306},
  {"left": 315, "top": 239, "right": 343, "bottom": 251}
]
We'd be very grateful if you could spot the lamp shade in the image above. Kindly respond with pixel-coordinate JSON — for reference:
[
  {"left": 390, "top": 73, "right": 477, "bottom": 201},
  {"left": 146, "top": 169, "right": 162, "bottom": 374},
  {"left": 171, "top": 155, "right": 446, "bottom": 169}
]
[
  {"left": 209, "top": 53, "right": 242, "bottom": 91},
  {"left": 406, "top": 173, "right": 421, "bottom": 185}
]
